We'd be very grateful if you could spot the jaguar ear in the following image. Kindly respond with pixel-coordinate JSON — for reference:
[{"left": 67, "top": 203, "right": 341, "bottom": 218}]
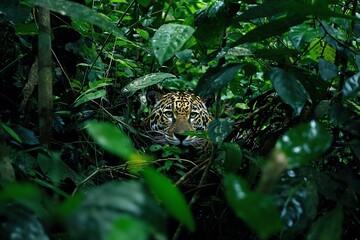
[
  {"left": 202, "top": 94, "right": 214, "bottom": 108},
  {"left": 146, "top": 90, "right": 163, "bottom": 108}
]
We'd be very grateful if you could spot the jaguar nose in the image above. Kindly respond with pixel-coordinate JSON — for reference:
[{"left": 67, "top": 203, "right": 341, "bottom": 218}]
[{"left": 174, "top": 133, "right": 187, "bottom": 142}]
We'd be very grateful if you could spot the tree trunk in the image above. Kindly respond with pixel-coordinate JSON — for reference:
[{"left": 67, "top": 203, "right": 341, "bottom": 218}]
[{"left": 37, "top": 7, "right": 53, "bottom": 147}]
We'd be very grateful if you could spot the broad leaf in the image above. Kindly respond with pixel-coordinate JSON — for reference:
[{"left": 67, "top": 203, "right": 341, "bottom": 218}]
[
  {"left": 68, "top": 181, "right": 166, "bottom": 240},
  {"left": 195, "top": 63, "right": 243, "bottom": 98},
  {"left": 151, "top": 24, "right": 195, "bottom": 65},
  {"left": 232, "top": 15, "right": 306, "bottom": 46},
  {"left": 25, "top": 0, "right": 124, "bottom": 38},
  {"left": 289, "top": 24, "right": 321, "bottom": 50},
  {"left": 194, "top": 1, "right": 239, "bottom": 47},
  {"left": 224, "top": 174, "right": 282, "bottom": 239},
  {"left": 142, "top": 168, "right": 195, "bottom": 232},
  {"left": 318, "top": 58, "right": 338, "bottom": 81},
  {"left": 208, "top": 118, "right": 233, "bottom": 145},
  {"left": 37, "top": 152, "right": 80, "bottom": 185},
  {"left": 74, "top": 89, "right": 106, "bottom": 107},
  {"left": 274, "top": 120, "right": 332, "bottom": 168},
  {"left": 122, "top": 73, "right": 177, "bottom": 96},
  {"left": 269, "top": 67, "right": 310, "bottom": 115},
  {"left": 273, "top": 170, "right": 318, "bottom": 237},
  {"left": 86, "top": 121, "right": 135, "bottom": 160},
  {"left": 221, "top": 142, "right": 243, "bottom": 173},
  {"left": 306, "top": 206, "right": 343, "bottom": 240},
  {"left": 343, "top": 72, "right": 360, "bottom": 98}
]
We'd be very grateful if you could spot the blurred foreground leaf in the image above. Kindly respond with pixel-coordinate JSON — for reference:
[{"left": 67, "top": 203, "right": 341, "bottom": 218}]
[
  {"left": 274, "top": 120, "right": 332, "bottom": 168},
  {"left": 142, "top": 168, "right": 195, "bottom": 232},
  {"left": 224, "top": 174, "right": 282, "bottom": 239}
]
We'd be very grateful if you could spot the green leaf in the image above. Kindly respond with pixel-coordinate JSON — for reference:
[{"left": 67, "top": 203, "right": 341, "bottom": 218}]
[
  {"left": 195, "top": 63, "right": 243, "bottom": 98},
  {"left": 74, "top": 89, "right": 106, "bottom": 107},
  {"left": 269, "top": 67, "right": 311, "bottom": 115},
  {"left": 306, "top": 206, "right": 343, "bottom": 240},
  {"left": 86, "top": 121, "right": 137, "bottom": 160},
  {"left": 37, "top": 152, "right": 80, "bottom": 185},
  {"left": 221, "top": 142, "right": 243, "bottom": 173},
  {"left": 274, "top": 120, "right": 332, "bottom": 168},
  {"left": 25, "top": 0, "right": 124, "bottom": 38},
  {"left": 224, "top": 174, "right": 282, "bottom": 239},
  {"left": 121, "top": 73, "right": 177, "bottom": 96},
  {"left": 1, "top": 123, "right": 22, "bottom": 143},
  {"left": 318, "top": 58, "right": 338, "bottom": 81},
  {"left": 343, "top": 72, "right": 360, "bottom": 98},
  {"left": 273, "top": 170, "right": 318, "bottom": 237},
  {"left": 289, "top": 24, "right": 321, "bottom": 50},
  {"left": 232, "top": 15, "right": 306, "bottom": 46},
  {"left": 107, "top": 216, "right": 149, "bottom": 240},
  {"left": 68, "top": 181, "right": 166, "bottom": 240},
  {"left": 194, "top": 1, "right": 239, "bottom": 47},
  {"left": 142, "top": 168, "right": 195, "bottom": 232},
  {"left": 151, "top": 23, "right": 195, "bottom": 65},
  {"left": 208, "top": 118, "right": 233, "bottom": 146},
  {"left": 0, "top": 183, "right": 47, "bottom": 217}
]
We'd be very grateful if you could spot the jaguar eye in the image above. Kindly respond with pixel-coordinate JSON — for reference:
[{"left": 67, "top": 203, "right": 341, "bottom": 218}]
[
  {"left": 164, "top": 111, "right": 173, "bottom": 118},
  {"left": 190, "top": 112, "right": 198, "bottom": 118}
]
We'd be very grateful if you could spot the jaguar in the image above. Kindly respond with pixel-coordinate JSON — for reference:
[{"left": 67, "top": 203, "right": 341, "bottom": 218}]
[{"left": 143, "top": 91, "right": 212, "bottom": 149}]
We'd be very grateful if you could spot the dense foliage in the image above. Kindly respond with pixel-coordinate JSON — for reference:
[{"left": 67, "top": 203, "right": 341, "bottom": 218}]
[{"left": 1, "top": 0, "right": 360, "bottom": 239}]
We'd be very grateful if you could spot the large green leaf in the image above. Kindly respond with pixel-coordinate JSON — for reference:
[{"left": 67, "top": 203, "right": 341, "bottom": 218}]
[
  {"left": 221, "top": 142, "right": 243, "bottom": 173},
  {"left": 86, "top": 121, "right": 135, "bottom": 160},
  {"left": 232, "top": 15, "right": 306, "bottom": 46},
  {"left": 306, "top": 206, "right": 343, "bottom": 240},
  {"left": 74, "top": 89, "right": 106, "bottom": 107},
  {"left": 151, "top": 23, "right": 195, "bottom": 65},
  {"left": 195, "top": 63, "right": 243, "bottom": 98},
  {"left": 274, "top": 120, "right": 332, "bottom": 168},
  {"left": 142, "top": 168, "right": 195, "bottom": 232},
  {"left": 68, "top": 181, "right": 166, "bottom": 240},
  {"left": 269, "top": 67, "right": 311, "bottom": 115},
  {"left": 224, "top": 174, "right": 282, "bottom": 239},
  {"left": 288, "top": 24, "right": 321, "bottom": 50},
  {"left": 194, "top": 1, "right": 239, "bottom": 47},
  {"left": 343, "top": 72, "right": 360, "bottom": 98},
  {"left": 207, "top": 118, "right": 233, "bottom": 146},
  {"left": 25, "top": 0, "right": 124, "bottom": 38},
  {"left": 121, "top": 73, "right": 177, "bottom": 96},
  {"left": 273, "top": 170, "right": 318, "bottom": 237},
  {"left": 318, "top": 58, "right": 338, "bottom": 81},
  {"left": 37, "top": 152, "right": 80, "bottom": 185}
]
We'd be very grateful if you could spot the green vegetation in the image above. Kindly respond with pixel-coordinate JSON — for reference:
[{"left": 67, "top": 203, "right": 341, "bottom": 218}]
[{"left": 0, "top": 0, "right": 359, "bottom": 239}]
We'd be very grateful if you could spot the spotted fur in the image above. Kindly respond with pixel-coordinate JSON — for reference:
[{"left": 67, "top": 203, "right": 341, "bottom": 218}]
[{"left": 144, "top": 91, "right": 212, "bottom": 148}]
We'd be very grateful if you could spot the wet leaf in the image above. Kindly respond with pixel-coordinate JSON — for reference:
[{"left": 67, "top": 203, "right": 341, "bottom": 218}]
[
  {"left": 25, "top": 0, "right": 124, "bottom": 38},
  {"left": 343, "top": 72, "right": 360, "bottom": 98},
  {"left": 306, "top": 206, "right": 343, "bottom": 240},
  {"left": 208, "top": 118, "right": 233, "bottom": 145},
  {"left": 122, "top": 73, "right": 177, "bottom": 96},
  {"left": 270, "top": 67, "right": 311, "bottom": 115},
  {"left": 275, "top": 120, "right": 332, "bottom": 168},
  {"left": 142, "top": 168, "right": 195, "bottom": 232},
  {"left": 195, "top": 63, "right": 243, "bottom": 98},
  {"left": 224, "top": 174, "right": 282, "bottom": 239},
  {"left": 151, "top": 24, "right": 195, "bottom": 65},
  {"left": 273, "top": 170, "right": 318, "bottom": 237}
]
